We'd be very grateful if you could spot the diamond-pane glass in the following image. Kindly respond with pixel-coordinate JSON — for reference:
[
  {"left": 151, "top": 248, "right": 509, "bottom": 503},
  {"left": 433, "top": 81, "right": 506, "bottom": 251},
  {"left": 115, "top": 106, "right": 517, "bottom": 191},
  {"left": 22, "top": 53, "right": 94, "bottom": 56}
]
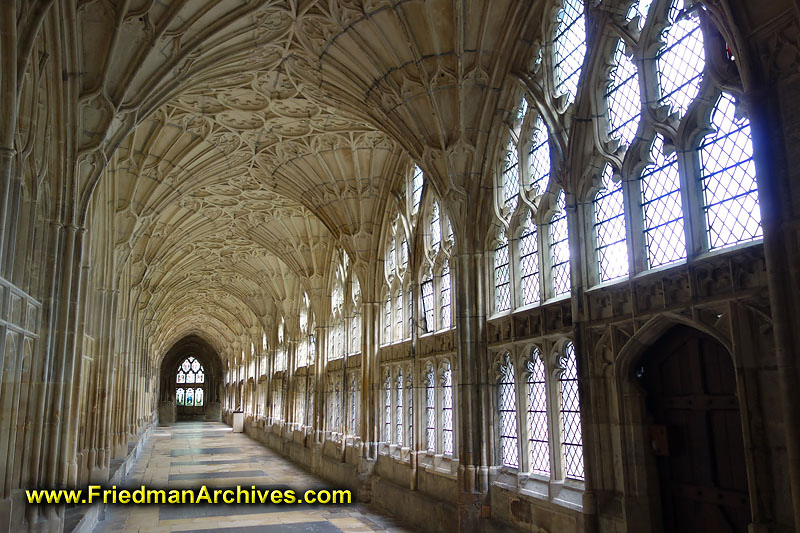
[
  {"left": 554, "top": 0, "right": 587, "bottom": 106},
  {"left": 700, "top": 92, "right": 762, "bottom": 249},
  {"left": 425, "top": 367, "right": 436, "bottom": 452},
  {"left": 594, "top": 164, "right": 629, "bottom": 282},
  {"left": 383, "top": 296, "right": 391, "bottom": 344},
  {"left": 440, "top": 263, "right": 451, "bottom": 330},
  {"left": 498, "top": 358, "right": 519, "bottom": 468},
  {"left": 640, "top": 134, "right": 686, "bottom": 268},
  {"left": 529, "top": 116, "right": 551, "bottom": 195},
  {"left": 627, "top": 0, "right": 653, "bottom": 29},
  {"left": 431, "top": 202, "right": 441, "bottom": 251},
  {"left": 519, "top": 212, "right": 540, "bottom": 306},
  {"left": 494, "top": 232, "right": 511, "bottom": 312},
  {"left": 442, "top": 364, "right": 454, "bottom": 455},
  {"left": 421, "top": 277, "right": 434, "bottom": 333},
  {"left": 395, "top": 291, "right": 403, "bottom": 341},
  {"left": 559, "top": 342, "right": 584, "bottom": 480},
  {"left": 407, "top": 375, "right": 413, "bottom": 448},
  {"left": 549, "top": 191, "right": 571, "bottom": 297},
  {"left": 503, "top": 139, "right": 520, "bottom": 215},
  {"left": 657, "top": 0, "right": 705, "bottom": 118},
  {"left": 607, "top": 40, "right": 641, "bottom": 147},
  {"left": 412, "top": 165, "right": 424, "bottom": 215},
  {"left": 396, "top": 372, "right": 404, "bottom": 446},
  {"left": 526, "top": 349, "right": 550, "bottom": 476}
]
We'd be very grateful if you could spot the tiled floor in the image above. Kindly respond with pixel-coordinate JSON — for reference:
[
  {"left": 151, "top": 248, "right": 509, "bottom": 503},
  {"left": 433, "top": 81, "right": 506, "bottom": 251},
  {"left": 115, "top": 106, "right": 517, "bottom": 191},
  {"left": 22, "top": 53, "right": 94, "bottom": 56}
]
[{"left": 94, "top": 422, "right": 414, "bottom": 532}]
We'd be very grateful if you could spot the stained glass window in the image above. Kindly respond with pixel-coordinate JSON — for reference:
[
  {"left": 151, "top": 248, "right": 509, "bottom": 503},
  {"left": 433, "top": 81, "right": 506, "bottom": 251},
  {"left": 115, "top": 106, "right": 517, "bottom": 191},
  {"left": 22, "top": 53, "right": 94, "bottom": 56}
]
[
  {"left": 176, "top": 356, "right": 205, "bottom": 403},
  {"left": 396, "top": 371, "right": 404, "bottom": 446},
  {"left": 195, "top": 388, "right": 204, "bottom": 406},
  {"left": 421, "top": 274, "right": 434, "bottom": 333},
  {"left": 442, "top": 362, "right": 454, "bottom": 455},
  {"left": 176, "top": 388, "right": 185, "bottom": 405},
  {"left": 186, "top": 388, "right": 194, "bottom": 406},
  {"left": 529, "top": 115, "right": 551, "bottom": 195},
  {"left": 640, "top": 134, "right": 686, "bottom": 268},
  {"left": 594, "top": 164, "right": 629, "bottom": 282},
  {"left": 439, "top": 262, "right": 451, "bottom": 330},
  {"left": 494, "top": 231, "right": 511, "bottom": 312},
  {"left": 559, "top": 342, "right": 584, "bottom": 480},
  {"left": 519, "top": 212, "right": 540, "bottom": 306},
  {"left": 425, "top": 365, "right": 436, "bottom": 452},
  {"left": 554, "top": 0, "right": 587, "bottom": 106},
  {"left": 498, "top": 355, "right": 519, "bottom": 468},
  {"left": 657, "top": 0, "right": 704, "bottom": 118},
  {"left": 606, "top": 39, "right": 641, "bottom": 147},
  {"left": 549, "top": 191, "right": 571, "bottom": 297},
  {"left": 526, "top": 349, "right": 550, "bottom": 476},
  {"left": 699, "top": 92, "right": 762, "bottom": 248}
]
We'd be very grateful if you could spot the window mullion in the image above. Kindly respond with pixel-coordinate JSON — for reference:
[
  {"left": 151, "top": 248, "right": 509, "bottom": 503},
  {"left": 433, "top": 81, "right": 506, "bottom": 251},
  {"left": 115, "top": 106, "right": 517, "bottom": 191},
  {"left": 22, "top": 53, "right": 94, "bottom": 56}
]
[{"left": 678, "top": 139, "right": 707, "bottom": 257}]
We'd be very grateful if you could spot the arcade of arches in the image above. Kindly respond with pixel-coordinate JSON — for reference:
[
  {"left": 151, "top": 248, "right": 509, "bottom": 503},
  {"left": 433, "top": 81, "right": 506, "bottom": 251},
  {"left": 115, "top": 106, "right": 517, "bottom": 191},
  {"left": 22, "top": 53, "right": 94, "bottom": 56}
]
[{"left": 1, "top": 0, "right": 800, "bottom": 532}]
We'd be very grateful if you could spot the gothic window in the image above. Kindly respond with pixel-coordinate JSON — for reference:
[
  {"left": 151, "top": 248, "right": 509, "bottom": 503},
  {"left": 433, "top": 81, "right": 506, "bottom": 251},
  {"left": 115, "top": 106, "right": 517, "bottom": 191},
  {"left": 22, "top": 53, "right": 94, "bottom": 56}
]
[
  {"left": 529, "top": 115, "right": 551, "bottom": 195},
  {"left": 640, "top": 134, "right": 685, "bottom": 268},
  {"left": 425, "top": 364, "right": 436, "bottom": 452},
  {"left": 176, "top": 356, "right": 205, "bottom": 407},
  {"left": 441, "top": 361, "right": 454, "bottom": 456},
  {"left": 549, "top": 191, "right": 571, "bottom": 297},
  {"left": 395, "top": 290, "right": 404, "bottom": 341},
  {"left": 384, "top": 371, "right": 391, "bottom": 442},
  {"left": 699, "top": 92, "right": 762, "bottom": 248},
  {"left": 296, "top": 378, "right": 306, "bottom": 425},
  {"left": 421, "top": 272, "right": 434, "bottom": 333},
  {"left": 406, "top": 372, "right": 414, "bottom": 448},
  {"left": 526, "top": 348, "right": 550, "bottom": 476},
  {"left": 606, "top": 39, "right": 641, "bottom": 147},
  {"left": 494, "top": 231, "right": 511, "bottom": 312},
  {"left": 384, "top": 294, "right": 392, "bottom": 344},
  {"left": 411, "top": 165, "right": 424, "bottom": 216},
  {"left": 497, "top": 354, "right": 519, "bottom": 468},
  {"left": 395, "top": 370, "right": 404, "bottom": 446},
  {"left": 559, "top": 342, "right": 584, "bottom": 480},
  {"left": 594, "top": 164, "right": 629, "bottom": 282},
  {"left": 657, "top": 0, "right": 704, "bottom": 118},
  {"left": 430, "top": 202, "right": 442, "bottom": 252},
  {"left": 502, "top": 137, "right": 521, "bottom": 215},
  {"left": 519, "top": 212, "right": 540, "bottom": 306},
  {"left": 627, "top": 0, "right": 653, "bottom": 29},
  {"left": 347, "top": 373, "right": 359, "bottom": 436},
  {"left": 553, "top": 0, "right": 587, "bottom": 106},
  {"left": 439, "top": 261, "right": 451, "bottom": 329}
]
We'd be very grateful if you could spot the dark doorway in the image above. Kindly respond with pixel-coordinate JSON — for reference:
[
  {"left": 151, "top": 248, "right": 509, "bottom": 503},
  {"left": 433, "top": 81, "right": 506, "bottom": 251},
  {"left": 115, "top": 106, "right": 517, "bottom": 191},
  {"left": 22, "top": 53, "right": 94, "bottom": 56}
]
[{"left": 637, "top": 326, "right": 751, "bottom": 533}]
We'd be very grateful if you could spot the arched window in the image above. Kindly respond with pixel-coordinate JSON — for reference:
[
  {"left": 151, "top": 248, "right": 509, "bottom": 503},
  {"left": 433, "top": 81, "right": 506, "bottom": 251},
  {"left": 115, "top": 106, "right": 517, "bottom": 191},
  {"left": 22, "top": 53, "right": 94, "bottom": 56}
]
[
  {"left": 502, "top": 138, "right": 520, "bottom": 215},
  {"left": 383, "top": 370, "right": 392, "bottom": 442},
  {"left": 441, "top": 361, "right": 455, "bottom": 456},
  {"left": 425, "top": 364, "right": 436, "bottom": 452},
  {"left": 439, "top": 261, "right": 451, "bottom": 329},
  {"left": 421, "top": 270, "right": 434, "bottom": 333},
  {"left": 411, "top": 165, "right": 424, "bottom": 216},
  {"left": 606, "top": 40, "right": 641, "bottom": 148},
  {"left": 406, "top": 372, "right": 414, "bottom": 448},
  {"left": 497, "top": 354, "right": 519, "bottom": 467},
  {"left": 549, "top": 191, "right": 571, "bottom": 297},
  {"left": 519, "top": 212, "right": 540, "bottom": 306},
  {"left": 699, "top": 92, "right": 762, "bottom": 248},
  {"left": 529, "top": 115, "right": 551, "bottom": 195},
  {"left": 553, "top": 0, "right": 587, "bottom": 106},
  {"left": 559, "top": 341, "right": 584, "bottom": 480},
  {"left": 176, "top": 356, "right": 205, "bottom": 407},
  {"left": 526, "top": 348, "right": 550, "bottom": 476},
  {"left": 494, "top": 231, "right": 511, "bottom": 312},
  {"left": 395, "top": 370, "right": 404, "bottom": 446},
  {"left": 640, "top": 134, "right": 685, "bottom": 268},
  {"left": 594, "top": 164, "right": 628, "bottom": 282},
  {"left": 657, "top": 0, "right": 704, "bottom": 118}
]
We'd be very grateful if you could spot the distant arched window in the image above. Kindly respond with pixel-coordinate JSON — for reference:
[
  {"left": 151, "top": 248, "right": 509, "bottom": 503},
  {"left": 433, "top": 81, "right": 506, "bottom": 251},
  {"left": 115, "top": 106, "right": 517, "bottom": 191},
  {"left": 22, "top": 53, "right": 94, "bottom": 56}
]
[
  {"left": 497, "top": 354, "right": 519, "bottom": 467},
  {"left": 176, "top": 356, "right": 205, "bottom": 407}
]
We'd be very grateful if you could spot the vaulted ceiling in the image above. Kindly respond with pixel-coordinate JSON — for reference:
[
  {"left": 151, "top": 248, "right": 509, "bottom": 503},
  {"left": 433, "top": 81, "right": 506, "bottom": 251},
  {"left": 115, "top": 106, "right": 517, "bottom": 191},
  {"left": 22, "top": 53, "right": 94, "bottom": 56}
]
[{"left": 65, "top": 0, "right": 539, "bottom": 357}]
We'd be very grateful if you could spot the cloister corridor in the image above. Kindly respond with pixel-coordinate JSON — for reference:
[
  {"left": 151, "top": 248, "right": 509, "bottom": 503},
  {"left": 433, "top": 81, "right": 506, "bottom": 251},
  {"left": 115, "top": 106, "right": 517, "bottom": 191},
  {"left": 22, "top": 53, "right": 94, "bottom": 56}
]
[{"left": 92, "top": 422, "right": 412, "bottom": 533}]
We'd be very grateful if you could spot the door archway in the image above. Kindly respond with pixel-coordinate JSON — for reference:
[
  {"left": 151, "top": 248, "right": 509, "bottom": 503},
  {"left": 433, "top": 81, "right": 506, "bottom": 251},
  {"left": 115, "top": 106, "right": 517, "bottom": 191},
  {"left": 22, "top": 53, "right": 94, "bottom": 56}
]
[{"left": 637, "top": 325, "right": 751, "bottom": 533}]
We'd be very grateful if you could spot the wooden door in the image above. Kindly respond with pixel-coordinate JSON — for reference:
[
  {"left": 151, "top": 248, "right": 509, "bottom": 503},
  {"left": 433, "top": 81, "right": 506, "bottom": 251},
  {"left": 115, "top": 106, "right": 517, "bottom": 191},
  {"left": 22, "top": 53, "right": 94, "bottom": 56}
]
[{"left": 639, "top": 326, "right": 751, "bottom": 533}]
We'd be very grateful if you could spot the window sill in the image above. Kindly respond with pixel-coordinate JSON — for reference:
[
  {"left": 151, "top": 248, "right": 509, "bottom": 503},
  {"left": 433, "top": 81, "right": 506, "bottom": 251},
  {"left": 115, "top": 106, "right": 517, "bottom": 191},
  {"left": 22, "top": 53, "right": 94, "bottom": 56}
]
[{"left": 491, "top": 471, "right": 584, "bottom": 512}]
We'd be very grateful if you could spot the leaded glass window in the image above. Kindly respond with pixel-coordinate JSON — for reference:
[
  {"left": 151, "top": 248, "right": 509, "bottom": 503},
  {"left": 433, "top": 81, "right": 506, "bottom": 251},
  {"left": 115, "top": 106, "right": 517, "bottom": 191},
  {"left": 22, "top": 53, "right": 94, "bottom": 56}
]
[
  {"left": 640, "top": 134, "right": 686, "bottom": 268},
  {"left": 176, "top": 387, "right": 185, "bottom": 405},
  {"left": 627, "top": 0, "right": 653, "bottom": 29},
  {"left": 549, "top": 191, "right": 571, "bottom": 297},
  {"left": 606, "top": 39, "right": 641, "bottom": 147},
  {"left": 657, "top": 0, "right": 705, "bottom": 118},
  {"left": 425, "top": 365, "right": 436, "bottom": 452},
  {"left": 384, "top": 372, "right": 391, "bottom": 441},
  {"left": 559, "top": 342, "right": 584, "bottom": 480},
  {"left": 502, "top": 137, "right": 520, "bottom": 215},
  {"left": 529, "top": 115, "right": 551, "bottom": 195},
  {"left": 494, "top": 231, "right": 511, "bottom": 312},
  {"left": 519, "top": 212, "right": 540, "bottom": 306},
  {"left": 176, "top": 357, "right": 205, "bottom": 407},
  {"left": 412, "top": 165, "right": 424, "bottom": 215},
  {"left": 439, "top": 262, "right": 451, "bottom": 330},
  {"left": 296, "top": 379, "right": 306, "bottom": 425},
  {"left": 384, "top": 296, "right": 391, "bottom": 344},
  {"left": 699, "top": 92, "right": 762, "bottom": 248},
  {"left": 395, "top": 371, "right": 404, "bottom": 446},
  {"left": 406, "top": 373, "right": 414, "bottom": 448},
  {"left": 553, "top": 0, "right": 587, "bottom": 106},
  {"left": 594, "top": 165, "right": 629, "bottom": 282},
  {"left": 526, "top": 349, "right": 550, "bottom": 476},
  {"left": 442, "top": 362, "right": 454, "bottom": 456},
  {"left": 421, "top": 274, "right": 435, "bottom": 333},
  {"left": 498, "top": 355, "right": 519, "bottom": 468},
  {"left": 395, "top": 291, "right": 403, "bottom": 341}
]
